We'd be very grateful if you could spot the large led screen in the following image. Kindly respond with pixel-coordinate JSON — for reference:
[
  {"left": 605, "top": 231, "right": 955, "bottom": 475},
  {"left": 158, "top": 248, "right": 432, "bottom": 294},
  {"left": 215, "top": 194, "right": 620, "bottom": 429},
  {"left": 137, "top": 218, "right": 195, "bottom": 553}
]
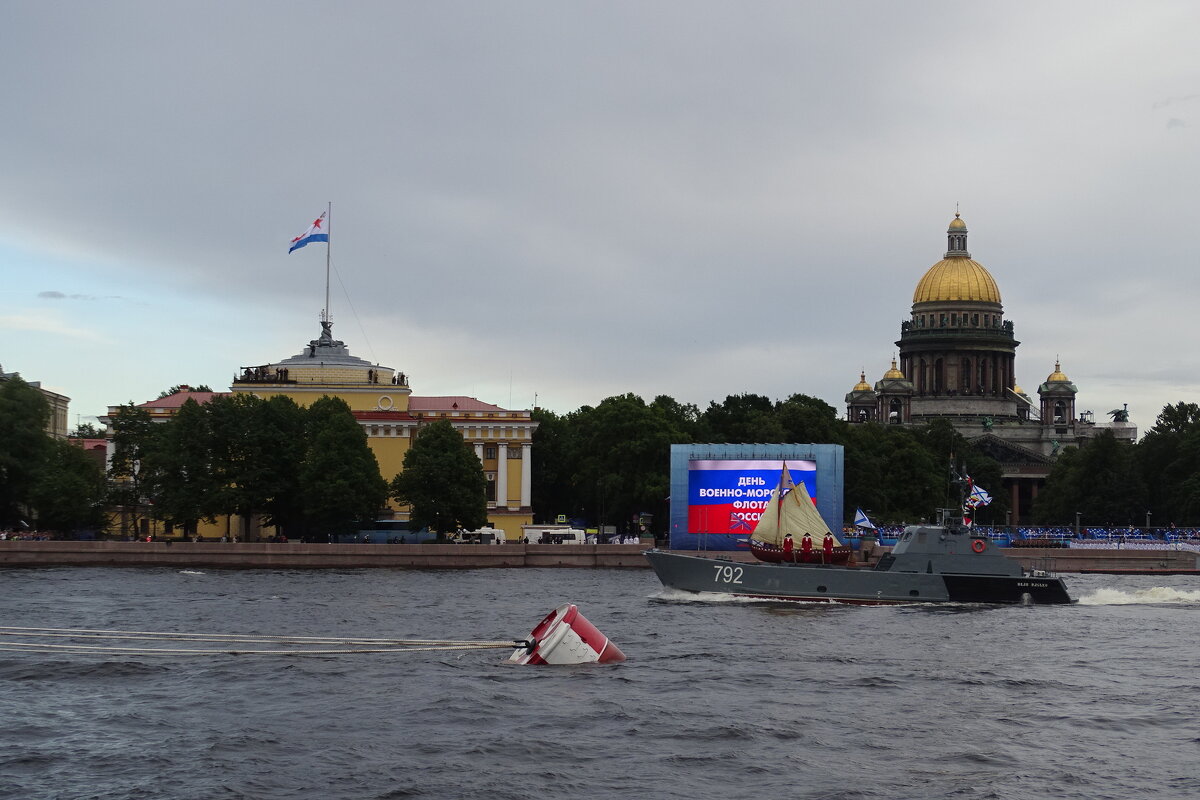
[{"left": 687, "top": 459, "right": 817, "bottom": 546}]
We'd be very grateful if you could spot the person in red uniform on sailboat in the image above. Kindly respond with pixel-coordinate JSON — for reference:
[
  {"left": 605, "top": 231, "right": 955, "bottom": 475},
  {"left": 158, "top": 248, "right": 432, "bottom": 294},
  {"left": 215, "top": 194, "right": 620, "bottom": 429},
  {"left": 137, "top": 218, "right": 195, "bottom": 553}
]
[
  {"left": 782, "top": 532, "right": 794, "bottom": 561},
  {"left": 800, "top": 531, "right": 813, "bottom": 563},
  {"left": 822, "top": 532, "right": 834, "bottom": 564}
]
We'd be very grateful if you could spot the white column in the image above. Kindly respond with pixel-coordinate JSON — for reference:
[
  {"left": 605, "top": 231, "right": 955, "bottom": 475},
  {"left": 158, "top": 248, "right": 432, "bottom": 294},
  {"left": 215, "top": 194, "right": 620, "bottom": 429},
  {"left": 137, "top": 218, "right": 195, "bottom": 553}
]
[
  {"left": 497, "top": 443, "right": 509, "bottom": 510},
  {"left": 474, "top": 443, "right": 484, "bottom": 462},
  {"left": 520, "top": 443, "right": 532, "bottom": 509}
]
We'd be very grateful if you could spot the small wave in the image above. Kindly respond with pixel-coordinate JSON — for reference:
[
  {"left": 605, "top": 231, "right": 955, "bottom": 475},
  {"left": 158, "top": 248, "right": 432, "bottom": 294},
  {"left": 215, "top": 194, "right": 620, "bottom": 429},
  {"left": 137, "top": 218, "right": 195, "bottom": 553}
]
[
  {"left": 178, "top": 569, "right": 206, "bottom": 575},
  {"left": 1077, "top": 586, "right": 1200, "bottom": 605}
]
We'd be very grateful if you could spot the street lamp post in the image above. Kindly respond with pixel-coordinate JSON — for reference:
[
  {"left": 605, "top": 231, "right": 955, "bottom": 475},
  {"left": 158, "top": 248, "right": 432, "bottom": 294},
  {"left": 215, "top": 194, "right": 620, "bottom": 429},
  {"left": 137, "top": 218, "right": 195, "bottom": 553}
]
[
  {"left": 1146, "top": 511, "right": 1152, "bottom": 532},
  {"left": 1075, "top": 511, "right": 1081, "bottom": 539}
]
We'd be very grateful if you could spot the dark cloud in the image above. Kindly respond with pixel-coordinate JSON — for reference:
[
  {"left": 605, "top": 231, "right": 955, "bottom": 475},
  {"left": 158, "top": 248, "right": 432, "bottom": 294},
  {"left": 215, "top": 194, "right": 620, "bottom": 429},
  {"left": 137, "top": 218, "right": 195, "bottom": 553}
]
[{"left": 4, "top": 2, "right": 1200, "bottom": 424}]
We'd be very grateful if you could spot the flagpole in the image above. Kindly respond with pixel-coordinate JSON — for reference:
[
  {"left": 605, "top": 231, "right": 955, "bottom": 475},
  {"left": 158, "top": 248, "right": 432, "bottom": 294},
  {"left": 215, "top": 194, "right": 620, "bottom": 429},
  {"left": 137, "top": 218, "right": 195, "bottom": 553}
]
[{"left": 324, "top": 201, "right": 332, "bottom": 323}]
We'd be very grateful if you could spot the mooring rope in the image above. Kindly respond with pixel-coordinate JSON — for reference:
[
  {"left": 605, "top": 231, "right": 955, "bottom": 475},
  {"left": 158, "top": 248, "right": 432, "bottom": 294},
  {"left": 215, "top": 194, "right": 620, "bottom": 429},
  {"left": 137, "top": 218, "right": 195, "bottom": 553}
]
[{"left": 0, "top": 625, "right": 524, "bottom": 657}]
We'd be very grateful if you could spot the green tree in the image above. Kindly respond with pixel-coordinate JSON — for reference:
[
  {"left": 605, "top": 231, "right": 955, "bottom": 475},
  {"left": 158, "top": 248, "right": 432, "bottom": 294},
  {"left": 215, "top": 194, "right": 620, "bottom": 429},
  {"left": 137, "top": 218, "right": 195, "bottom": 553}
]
[
  {"left": 1137, "top": 402, "right": 1200, "bottom": 524},
  {"left": 570, "top": 393, "right": 684, "bottom": 531},
  {"left": 151, "top": 398, "right": 221, "bottom": 535},
  {"left": 649, "top": 395, "right": 701, "bottom": 442},
  {"left": 910, "top": 418, "right": 1007, "bottom": 520},
  {"left": 776, "top": 393, "right": 846, "bottom": 445},
  {"left": 69, "top": 421, "right": 104, "bottom": 438},
  {"left": 391, "top": 419, "right": 488, "bottom": 534},
  {"left": 701, "top": 394, "right": 786, "bottom": 443},
  {"left": 107, "top": 403, "right": 163, "bottom": 537},
  {"left": 0, "top": 376, "right": 52, "bottom": 527},
  {"left": 300, "top": 396, "right": 388, "bottom": 539},
  {"left": 530, "top": 408, "right": 576, "bottom": 523},
  {"left": 1035, "top": 431, "right": 1145, "bottom": 525},
  {"left": 31, "top": 439, "right": 108, "bottom": 533},
  {"left": 157, "top": 384, "right": 212, "bottom": 399},
  {"left": 233, "top": 394, "right": 307, "bottom": 536}
]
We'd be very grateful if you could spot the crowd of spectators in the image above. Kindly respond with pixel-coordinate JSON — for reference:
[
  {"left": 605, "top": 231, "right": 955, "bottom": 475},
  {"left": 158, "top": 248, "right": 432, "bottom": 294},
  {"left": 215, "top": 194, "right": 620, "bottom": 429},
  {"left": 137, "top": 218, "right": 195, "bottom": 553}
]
[
  {"left": 0, "top": 529, "right": 52, "bottom": 541},
  {"left": 845, "top": 524, "right": 1200, "bottom": 544}
]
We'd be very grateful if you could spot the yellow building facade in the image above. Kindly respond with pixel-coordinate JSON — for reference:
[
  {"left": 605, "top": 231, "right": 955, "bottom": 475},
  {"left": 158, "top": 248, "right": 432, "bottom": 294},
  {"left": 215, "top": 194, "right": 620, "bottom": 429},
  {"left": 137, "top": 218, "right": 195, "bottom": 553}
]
[
  {"left": 100, "top": 319, "right": 537, "bottom": 541},
  {"left": 230, "top": 319, "right": 538, "bottom": 540}
]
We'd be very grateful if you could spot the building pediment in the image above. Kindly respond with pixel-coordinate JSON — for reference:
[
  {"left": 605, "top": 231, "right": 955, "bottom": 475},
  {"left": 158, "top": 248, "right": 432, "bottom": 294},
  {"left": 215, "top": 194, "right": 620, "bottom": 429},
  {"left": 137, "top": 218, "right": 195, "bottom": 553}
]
[{"left": 967, "top": 433, "right": 1051, "bottom": 465}]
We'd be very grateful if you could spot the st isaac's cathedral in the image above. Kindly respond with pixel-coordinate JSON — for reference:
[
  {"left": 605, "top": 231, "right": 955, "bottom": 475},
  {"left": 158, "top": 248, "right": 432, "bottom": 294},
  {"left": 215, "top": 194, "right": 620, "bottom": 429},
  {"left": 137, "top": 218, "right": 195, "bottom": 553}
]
[{"left": 844, "top": 214, "right": 1136, "bottom": 523}]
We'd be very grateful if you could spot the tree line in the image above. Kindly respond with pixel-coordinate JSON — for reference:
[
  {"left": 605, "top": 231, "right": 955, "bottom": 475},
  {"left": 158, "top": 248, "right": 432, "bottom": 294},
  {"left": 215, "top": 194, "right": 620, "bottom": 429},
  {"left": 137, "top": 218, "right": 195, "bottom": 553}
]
[
  {"left": 531, "top": 392, "right": 1006, "bottom": 532},
  {"left": 532, "top": 392, "right": 1200, "bottom": 531},
  {"left": 5, "top": 374, "right": 1200, "bottom": 536},
  {"left": 0, "top": 377, "right": 489, "bottom": 539}
]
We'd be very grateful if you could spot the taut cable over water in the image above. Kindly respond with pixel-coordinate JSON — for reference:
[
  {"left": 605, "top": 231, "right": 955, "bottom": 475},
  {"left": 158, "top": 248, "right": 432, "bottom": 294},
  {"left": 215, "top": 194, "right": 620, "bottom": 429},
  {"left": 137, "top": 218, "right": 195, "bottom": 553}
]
[{"left": 0, "top": 625, "right": 523, "bottom": 656}]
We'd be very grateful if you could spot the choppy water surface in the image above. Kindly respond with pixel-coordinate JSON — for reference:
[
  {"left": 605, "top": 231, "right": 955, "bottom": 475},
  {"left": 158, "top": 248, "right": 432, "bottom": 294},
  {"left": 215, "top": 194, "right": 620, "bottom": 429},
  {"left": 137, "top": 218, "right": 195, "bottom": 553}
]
[{"left": 2, "top": 567, "right": 1199, "bottom": 800}]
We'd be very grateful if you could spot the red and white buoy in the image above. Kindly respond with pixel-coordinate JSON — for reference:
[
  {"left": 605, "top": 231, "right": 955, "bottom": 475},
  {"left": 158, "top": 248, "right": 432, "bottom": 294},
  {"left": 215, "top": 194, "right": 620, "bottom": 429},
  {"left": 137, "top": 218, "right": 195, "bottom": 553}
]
[{"left": 509, "top": 604, "right": 626, "bottom": 665}]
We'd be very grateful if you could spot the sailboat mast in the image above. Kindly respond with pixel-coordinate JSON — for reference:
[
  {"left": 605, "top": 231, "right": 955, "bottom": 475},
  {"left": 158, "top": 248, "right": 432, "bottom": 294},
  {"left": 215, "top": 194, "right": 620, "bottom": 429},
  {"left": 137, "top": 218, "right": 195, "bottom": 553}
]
[{"left": 776, "top": 462, "right": 785, "bottom": 541}]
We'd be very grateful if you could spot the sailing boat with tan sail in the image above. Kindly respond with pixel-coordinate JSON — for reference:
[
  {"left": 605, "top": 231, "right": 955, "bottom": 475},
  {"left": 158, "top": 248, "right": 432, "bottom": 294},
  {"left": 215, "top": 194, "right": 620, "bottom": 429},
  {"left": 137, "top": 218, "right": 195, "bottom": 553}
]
[{"left": 749, "top": 463, "right": 851, "bottom": 564}]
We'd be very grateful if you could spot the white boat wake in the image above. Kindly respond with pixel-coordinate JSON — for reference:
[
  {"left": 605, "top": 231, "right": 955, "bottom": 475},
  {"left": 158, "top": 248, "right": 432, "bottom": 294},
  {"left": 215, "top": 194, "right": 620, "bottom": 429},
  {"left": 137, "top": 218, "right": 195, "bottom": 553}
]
[
  {"left": 1077, "top": 587, "right": 1200, "bottom": 605},
  {"left": 649, "top": 588, "right": 765, "bottom": 604}
]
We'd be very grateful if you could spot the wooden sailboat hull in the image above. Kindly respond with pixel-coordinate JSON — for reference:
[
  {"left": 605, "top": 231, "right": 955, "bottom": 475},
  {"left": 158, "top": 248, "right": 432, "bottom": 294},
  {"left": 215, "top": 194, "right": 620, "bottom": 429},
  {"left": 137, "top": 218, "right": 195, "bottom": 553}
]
[{"left": 748, "top": 539, "right": 852, "bottom": 565}]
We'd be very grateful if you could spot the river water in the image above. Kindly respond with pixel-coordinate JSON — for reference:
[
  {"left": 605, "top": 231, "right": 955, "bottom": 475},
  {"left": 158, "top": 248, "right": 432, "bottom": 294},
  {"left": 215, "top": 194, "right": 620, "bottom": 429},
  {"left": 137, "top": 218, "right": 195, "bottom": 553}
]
[{"left": 1, "top": 566, "right": 1198, "bottom": 800}]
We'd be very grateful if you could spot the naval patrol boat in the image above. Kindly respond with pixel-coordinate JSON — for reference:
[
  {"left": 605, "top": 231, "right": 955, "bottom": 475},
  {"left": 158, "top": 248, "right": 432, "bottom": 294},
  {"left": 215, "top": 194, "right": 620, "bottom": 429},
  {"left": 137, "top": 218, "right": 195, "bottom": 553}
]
[{"left": 645, "top": 472, "right": 1073, "bottom": 605}]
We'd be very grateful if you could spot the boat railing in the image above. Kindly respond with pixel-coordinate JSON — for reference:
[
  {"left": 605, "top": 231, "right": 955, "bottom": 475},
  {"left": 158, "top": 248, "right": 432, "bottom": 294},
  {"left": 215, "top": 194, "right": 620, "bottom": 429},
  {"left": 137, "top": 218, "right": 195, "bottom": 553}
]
[{"left": 1027, "top": 556, "right": 1058, "bottom": 577}]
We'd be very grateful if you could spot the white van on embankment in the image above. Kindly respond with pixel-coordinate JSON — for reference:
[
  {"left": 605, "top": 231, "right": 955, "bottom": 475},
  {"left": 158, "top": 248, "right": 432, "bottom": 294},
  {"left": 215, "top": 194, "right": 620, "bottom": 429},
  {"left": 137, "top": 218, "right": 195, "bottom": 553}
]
[{"left": 521, "top": 525, "right": 587, "bottom": 544}]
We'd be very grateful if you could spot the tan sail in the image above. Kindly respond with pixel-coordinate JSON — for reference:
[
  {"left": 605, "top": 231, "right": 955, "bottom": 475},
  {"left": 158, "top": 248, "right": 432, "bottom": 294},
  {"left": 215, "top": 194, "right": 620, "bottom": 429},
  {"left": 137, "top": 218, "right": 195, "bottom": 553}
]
[{"left": 750, "top": 464, "right": 840, "bottom": 548}]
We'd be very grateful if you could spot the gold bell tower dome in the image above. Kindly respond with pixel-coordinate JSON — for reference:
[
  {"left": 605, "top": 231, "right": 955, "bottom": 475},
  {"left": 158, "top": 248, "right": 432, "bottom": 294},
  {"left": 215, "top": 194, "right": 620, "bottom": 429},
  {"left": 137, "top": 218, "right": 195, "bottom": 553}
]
[
  {"left": 895, "top": 213, "right": 1019, "bottom": 415},
  {"left": 912, "top": 214, "right": 1002, "bottom": 304}
]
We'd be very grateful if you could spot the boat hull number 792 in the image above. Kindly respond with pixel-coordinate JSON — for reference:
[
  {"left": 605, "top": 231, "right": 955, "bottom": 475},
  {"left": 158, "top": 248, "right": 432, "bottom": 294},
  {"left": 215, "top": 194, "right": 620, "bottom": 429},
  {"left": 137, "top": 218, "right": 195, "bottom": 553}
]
[{"left": 713, "top": 565, "right": 744, "bottom": 584}]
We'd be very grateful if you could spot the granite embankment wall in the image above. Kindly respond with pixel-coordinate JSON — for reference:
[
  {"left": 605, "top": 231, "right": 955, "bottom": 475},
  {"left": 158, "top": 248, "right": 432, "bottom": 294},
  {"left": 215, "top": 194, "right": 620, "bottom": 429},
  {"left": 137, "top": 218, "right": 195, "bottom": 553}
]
[{"left": 1, "top": 541, "right": 1197, "bottom": 572}]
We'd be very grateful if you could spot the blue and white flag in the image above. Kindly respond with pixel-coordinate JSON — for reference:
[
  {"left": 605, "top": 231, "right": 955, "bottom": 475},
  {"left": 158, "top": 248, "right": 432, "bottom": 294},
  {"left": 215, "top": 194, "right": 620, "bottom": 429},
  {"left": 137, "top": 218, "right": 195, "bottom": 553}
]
[
  {"left": 854, "top": 508, "right": 875, "bottom": 529},
  {"left": 966, "top": 479, "right": 992, "bottom": 508},
  {"left": 289, "top": 211, "right": 329, "bottom": 253}
]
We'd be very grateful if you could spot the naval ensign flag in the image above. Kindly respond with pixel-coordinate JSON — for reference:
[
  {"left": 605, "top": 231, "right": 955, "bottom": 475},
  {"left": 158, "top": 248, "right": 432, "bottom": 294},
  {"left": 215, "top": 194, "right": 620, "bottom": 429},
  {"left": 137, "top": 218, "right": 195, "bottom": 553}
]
[{"left": 288, "top": 211, "right": 329, "bottom": 253}]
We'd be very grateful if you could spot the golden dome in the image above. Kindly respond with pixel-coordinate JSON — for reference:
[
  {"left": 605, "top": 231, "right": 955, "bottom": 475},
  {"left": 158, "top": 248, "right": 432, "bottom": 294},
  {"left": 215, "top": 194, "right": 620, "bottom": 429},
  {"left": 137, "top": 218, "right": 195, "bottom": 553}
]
[
  {"left": 913, "top": 257, "right": 1001, "bottom": 304},
  {"left": 1013, "top": 384, "right": 1026, "bottom": 395},
  {"left": 1046, "top": 360, "right": 1070, "bottom": 383},
  {"left": 852, "top": 371, "right": 871, "bottom": 392},
  {"left": 948, "top": 213, "right": 967, "bottom": 230},
  {"left": 882, "top": 359, "right": 905, "bottom": 380}
]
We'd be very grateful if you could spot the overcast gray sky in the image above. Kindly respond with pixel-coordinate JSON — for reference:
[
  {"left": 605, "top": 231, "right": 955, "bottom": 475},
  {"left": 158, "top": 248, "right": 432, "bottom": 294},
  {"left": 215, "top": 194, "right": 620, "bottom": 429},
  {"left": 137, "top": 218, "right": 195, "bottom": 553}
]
[{"left": 2, "top": 2, "right": 1197, "bottom": 431}]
